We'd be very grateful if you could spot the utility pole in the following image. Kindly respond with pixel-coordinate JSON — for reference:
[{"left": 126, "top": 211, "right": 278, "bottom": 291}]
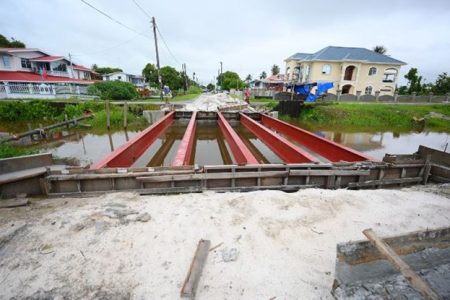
[
  {"left": 219, "top": 61, "right": 223, "bottom": 90},
  {"left": 68, "top": 53, "right": 75, "bottom": 79},
  {"left": 152, "top": 17, "right": 164, "bottom": 102}
]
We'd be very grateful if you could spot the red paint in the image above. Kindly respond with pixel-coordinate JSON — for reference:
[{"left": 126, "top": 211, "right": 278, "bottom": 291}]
[
  {"left": 0, "top": 71, "right": 96, "bottom": 84},
  {"left": 90, "top": 111, "right": 175, "bottom": 169},
  {"left": 217, "top": 112, "right": 258, "bottom": 165},
  {"left": 260, "top": 114, "right": 376, "bottom": 162},
  {"left": 239, "top": 113, "right": 317, "bottom": 163},
  {"left": 172, "top": 112, "right": 197, "bottom": 166}
]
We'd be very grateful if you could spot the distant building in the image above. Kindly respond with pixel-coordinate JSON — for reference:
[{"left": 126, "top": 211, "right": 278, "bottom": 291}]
[
  {"left": 284, "top": 46, "right": 406, "bottom": 96},
  {"left": 0, "top": 48, "right": 97, "bottom": 99},
  {"left": 102, "top": 71, "right": 145, "bottom": 87},
  {"left": 251, "top": 74, "right": 285, "bottom": 91}
]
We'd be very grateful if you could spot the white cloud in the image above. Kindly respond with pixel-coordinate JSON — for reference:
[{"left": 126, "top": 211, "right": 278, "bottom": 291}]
[{"left": 1, "top": 0, "right": 449, "bottom": 85}]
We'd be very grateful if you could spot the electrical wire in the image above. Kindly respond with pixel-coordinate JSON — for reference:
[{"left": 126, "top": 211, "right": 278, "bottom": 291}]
[
  {"left": 131, "top": 0, "right": 152, "bottom": 19},
  {"left": 80, "top": 0, "right": 152, "bottom": 39}
]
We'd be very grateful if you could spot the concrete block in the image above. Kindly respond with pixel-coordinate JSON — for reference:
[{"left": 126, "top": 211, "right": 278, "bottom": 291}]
[{"left": 143, "top": 110, "right": 165, "bottom": 124}]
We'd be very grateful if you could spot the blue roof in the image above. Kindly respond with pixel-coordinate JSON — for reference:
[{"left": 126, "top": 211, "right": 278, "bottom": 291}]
[{"left": 286, "top": 46, "right": 406, "bottom": 65}]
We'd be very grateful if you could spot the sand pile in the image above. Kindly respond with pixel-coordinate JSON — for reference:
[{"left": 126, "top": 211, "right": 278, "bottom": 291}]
[{"left": 184, "top": 93, "right": 247, "bottom": 111}]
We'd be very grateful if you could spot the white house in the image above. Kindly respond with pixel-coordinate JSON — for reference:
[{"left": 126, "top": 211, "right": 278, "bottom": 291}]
[
  {"left": 102, "top": 71, "right": 145, "bottom": 87},
  {"left": 0, "top": 47, "right": 97, "bottom": 99}
]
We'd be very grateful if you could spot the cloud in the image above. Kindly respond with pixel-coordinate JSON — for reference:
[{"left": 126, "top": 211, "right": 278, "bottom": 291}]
[{"left": 1, "top": 0, "right": 449, "bottom": 85}]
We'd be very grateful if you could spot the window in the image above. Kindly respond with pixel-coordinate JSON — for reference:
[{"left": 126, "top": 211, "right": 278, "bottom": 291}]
[
  {"left": 383, "top": 68, "right": 397, "bottom": 82},
  {"left": 118, "top": 76, "right": 122, "bottom": 80},
  {"left": 322, "top": 64, "right": 331, "bottom": 75},
  {"left": 365, "top": 86, "right": 373, "bottom": 95},
  {"left": 52, "top": 62, "right": 67, "bottom": 72},
  {"left": 21, "top": 58, "right": 32, "bottom": 69},
  {"left": 2, "top": 56, "right": 11, "bottom": 68},
  {"left": 368, "top": 67, "right": 377, "bottom": 76}
]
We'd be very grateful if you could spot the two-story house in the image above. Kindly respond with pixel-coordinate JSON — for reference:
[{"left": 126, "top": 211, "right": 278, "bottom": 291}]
[
  {"left": 102, "top": 71, "right": 145, "bottom": 87},
  {"left": 285, "top": 46, "right": 406, "bottom": 96},
  {"left": 0, "top": 48, "right": 97, "bottom": 98}
]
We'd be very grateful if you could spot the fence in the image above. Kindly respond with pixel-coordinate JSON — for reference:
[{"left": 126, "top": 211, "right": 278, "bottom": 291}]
[
  {"left": 320, "top": 91, "right": 449, "bottom": 103},
  {"left": 0, "top": 82, "right": 96, "bottom": 100}
]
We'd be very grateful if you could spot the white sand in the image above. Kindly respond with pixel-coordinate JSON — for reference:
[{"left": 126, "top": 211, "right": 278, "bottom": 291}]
[
  {"left": 184, "top": 92, "right": 248, "bottom": 112},
  {"left": 0, "top": 186, "right": 449, "bottom": 299}
]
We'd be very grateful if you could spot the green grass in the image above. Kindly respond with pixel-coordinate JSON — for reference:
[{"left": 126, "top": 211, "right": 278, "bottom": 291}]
[
  {"left": 293, "top": 103, "right": 450, "bottom": 132},
  {"left": 0, "top": 144, "right": 37, "bottom": 159},
  {"left": 171, "top": 93, "right": 200, "bottom": 102},
  {"left": 251, "top": 97, "right": 273, "bottom": 102}
]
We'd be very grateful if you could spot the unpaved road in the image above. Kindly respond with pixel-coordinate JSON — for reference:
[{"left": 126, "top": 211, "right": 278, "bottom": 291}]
[{"left": 0, "top": 185, "right": 449, "bottom": 299}]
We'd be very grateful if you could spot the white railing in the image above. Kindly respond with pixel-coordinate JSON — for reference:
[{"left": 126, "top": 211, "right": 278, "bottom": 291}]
[{"left": 0, "top": 83, "right": 96, "bottom": 99}]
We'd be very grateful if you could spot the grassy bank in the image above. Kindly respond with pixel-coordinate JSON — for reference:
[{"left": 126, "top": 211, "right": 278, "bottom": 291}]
[
  {"left": 0, "top": 144, "right": 37, "bottom": 159},
  {"left": 0, "top": 100, "right": 149, "bottom": 131},
  {"left": 289, "top": 103, "right": 450, "bottom": 132},
  {"left": 171, "top": 93, "right": 200, "bottom": 102}
]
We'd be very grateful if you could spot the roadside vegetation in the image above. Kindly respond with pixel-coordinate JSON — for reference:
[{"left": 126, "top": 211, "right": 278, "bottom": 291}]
[
  {"left": 0, "top": 100, "right": 149, "bottom": 130},
  {"left": 0, "top": 144, "right": 37, "bottom": 159},
  {"left": 285, "top": 103, "right": 450, "bottom": 132}
]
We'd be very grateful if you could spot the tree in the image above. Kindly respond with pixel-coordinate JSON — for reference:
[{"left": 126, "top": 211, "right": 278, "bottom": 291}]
[
  {"left": 206, "top": 83, "right": 215, "bottom": 91},
  {"left": 373, "top": 45, "right": 387, "bottom": 54},
  {"left": 0, "top": 34, "right": 26, "bottom": 48},
  {"left": 160, "top": 66, "right": 183, "bottom": 90},
  {"left": 91, "top": 65, "right": 123, "bottom": 74},
  {"left": 271, "top": 64, "right": 280, "bottom": 75},
  {"left": 88, "top": 81, "right": 138, "bottom": 100},
  {"left": 217, "top": 71, "right": 245, "bottom": 91},
  {"left": 260, "top": 71, "right": 267, "bottom": 79},
  {"left": 432, "top": 72, "right": 450, "bottom": 95},
  {"left": 142, "top": 63, "right": 158, "bottom": 87},
  {"left": 404, "top": 68, "right": 423, "bottom": 94},
  {"left": 245, "top": 74, "right": 252, "bottom": 82}
]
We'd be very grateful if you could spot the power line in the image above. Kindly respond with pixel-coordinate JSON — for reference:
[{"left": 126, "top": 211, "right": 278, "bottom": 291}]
[
  {"left": 131, "top": 0, "right": 152, "bottom": 19},
  {"left": 156, "top": 25, "right": 180, "bottom": 65},
  {"left": 80, "top": 0, "right": 152, "bottom": 39},
  {"left": 71, "top": 29, "right": 150, "bottom": 57},
  {"left": 128, "top": 0, "right": 181, "bottom": 65}
]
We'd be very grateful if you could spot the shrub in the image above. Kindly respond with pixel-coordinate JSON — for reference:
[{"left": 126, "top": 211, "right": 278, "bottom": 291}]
[
  {"left": 0, "top": 100, "right": 58, "bottom": 121},
  {"left": 0, "top": 144, "right": 37, "bottom": 159},
  {"left": 88, "top": 81, "right": 139, "bottom": 100}
]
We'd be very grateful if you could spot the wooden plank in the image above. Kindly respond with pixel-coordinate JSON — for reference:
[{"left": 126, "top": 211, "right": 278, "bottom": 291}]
[
  {"left": 362, "top": 229, "right": 442, "bottom": 300},
  {"left": 181, "top": 239, "right": 211, "bottom": 299},
  {"left": 289, "top": 169, "right": 370, "bottom": 176},
  {"left": 348, "top": 177, "right": 422, "bottom": 188},
  {"left": 136, "top": 171, "right": 288, "bottom": 182},
  {"left": 46, "top": 170, "right": 196, "bottom": 181},
  {"left": 0, "top": 168, "right": 47, "bottom": 185},
  {"left": 423, "top": 154, "right": 432, "bottom": 184},
  {"left": 0, "top": 198, "right": 29, "bottom": 209}
]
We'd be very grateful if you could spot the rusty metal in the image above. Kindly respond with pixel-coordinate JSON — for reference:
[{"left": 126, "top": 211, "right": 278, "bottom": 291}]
[
  {"left": 260, "top": 114, "right": 375, "bottom": 162},
  {"left": 217, "top": 112, "right": 258, "bottom": 165},
  {"left": 90, "top": 111, "right": 175, "bottom": 169},
  {"left": 172, "top": 112, "right": 197, "bottom": 166},
  {"left": 239, "top": 113, "right": 317, "bottom": 163}
]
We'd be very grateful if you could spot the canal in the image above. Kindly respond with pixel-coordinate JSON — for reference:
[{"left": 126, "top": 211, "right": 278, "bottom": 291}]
[{"left": 2, "top": 122, "right": 449, "bottom": 167}]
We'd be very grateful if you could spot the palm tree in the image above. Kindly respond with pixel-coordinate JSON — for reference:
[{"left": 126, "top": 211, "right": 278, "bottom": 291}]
[
  {"left": 260, "top": 71, "right": 267, "bottom": 79},
  {"left": 373, "top": 45, "right": 387, "bottom": 54},
  {"left": 271, "top": 64, "right": 280, "bottom": 75},
  {"left": 245, "top": 74, "right": 252, "bottom": 82}
]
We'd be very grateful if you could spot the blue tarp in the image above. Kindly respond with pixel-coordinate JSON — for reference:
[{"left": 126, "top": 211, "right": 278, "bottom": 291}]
[{"left": 291, "top": 82, "right": 334, "bottom": 102}]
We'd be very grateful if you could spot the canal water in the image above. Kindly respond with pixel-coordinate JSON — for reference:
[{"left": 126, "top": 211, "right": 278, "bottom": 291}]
[{"left": 2, "top": 122, "right": 449, "bottom": 167}]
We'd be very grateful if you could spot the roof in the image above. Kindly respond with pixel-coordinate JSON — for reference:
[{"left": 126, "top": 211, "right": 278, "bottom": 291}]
[
  {"left": 73, "top": 65, "right": 92, "bottom": 72},
  {"left": 0, "top": 48, "right": 43, "bottom": 53},
  {"left": 30, "top": 55, "right": 66, "bottom": 62},
  {"left": 286, "top": 46, "right": 406, "bottom": 65},
  {"left": 0, "top": 71, "right": 95, "bottom": 84},
  {"left": 262, "top": 74, "right": 285, "bottom": 83}
]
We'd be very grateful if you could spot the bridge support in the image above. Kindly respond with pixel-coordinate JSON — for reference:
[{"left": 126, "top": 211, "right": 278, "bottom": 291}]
[
  {"left": 239, "top": 113, "right": 317, "bottom": 163},
  {"left": 90, "top": 111, "right": 175, "bottom": 169},
  {"left": 217, "top": 112, "right": 258, "bottom": 165},
  {"left": 172, "top": 112, "right": 197, "bottom": 166},
  {"left": 260, "top": 114, "right": 375, "bottom": 162}
]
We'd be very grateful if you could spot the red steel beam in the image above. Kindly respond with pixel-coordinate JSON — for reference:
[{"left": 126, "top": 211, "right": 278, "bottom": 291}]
[
  {"left": 172, "top": 112, "right": 197, "bottom": 166},
  {"left": 239, "top": 113, "right": 317, "bottom": 163},
  {"left": 260, "top": 114, "right": 376, "bottom": 162},
  {"left": 90, "top": 111, "right": 175, "bottom": 169},
  {"left": 217, "top": 112, "right": 258, "bottom": 165}
]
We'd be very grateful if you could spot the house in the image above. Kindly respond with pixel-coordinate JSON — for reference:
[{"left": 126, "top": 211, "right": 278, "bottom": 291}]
[
  {"left": 0, "top": 48, "right": 97, "bottom": 99},
  {"left": 285, "top": 46, "right": 406, "bottom": 96},
  {"left": 102, "top": 71, "right": 145, "bottom": 87},
  {"left": 251, "top": 74, "right": 286, "bottom": 91}
]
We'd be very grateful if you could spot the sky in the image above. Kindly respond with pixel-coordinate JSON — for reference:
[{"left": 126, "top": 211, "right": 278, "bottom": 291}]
[{"left": 1, "top": 0, "right": 449, "bottom": 85}]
